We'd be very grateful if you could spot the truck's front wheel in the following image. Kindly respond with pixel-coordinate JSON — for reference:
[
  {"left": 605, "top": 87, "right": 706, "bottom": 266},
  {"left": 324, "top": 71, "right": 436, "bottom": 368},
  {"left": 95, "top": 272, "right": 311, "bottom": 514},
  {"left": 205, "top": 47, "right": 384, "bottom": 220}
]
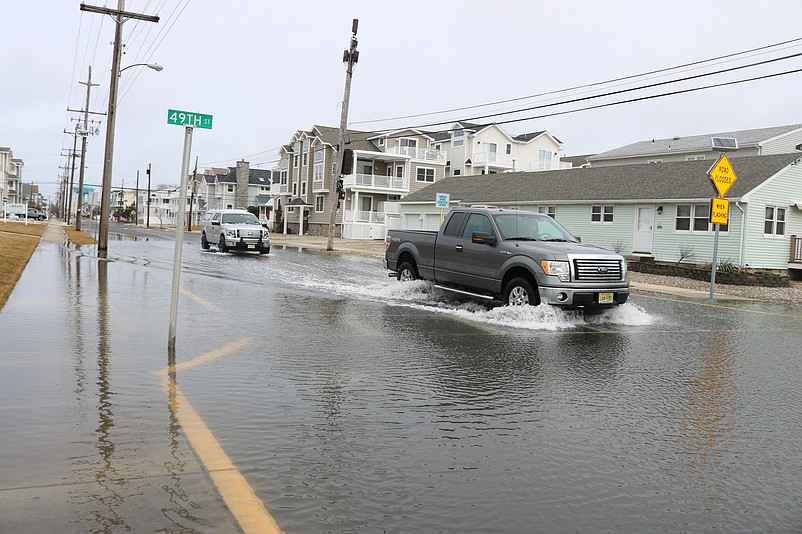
[
  {"left": 504, "top": 277, "right": 537, "bottom": 306},
  {"left": 397, "top": 261, "right": 418, "bottom": 282}
]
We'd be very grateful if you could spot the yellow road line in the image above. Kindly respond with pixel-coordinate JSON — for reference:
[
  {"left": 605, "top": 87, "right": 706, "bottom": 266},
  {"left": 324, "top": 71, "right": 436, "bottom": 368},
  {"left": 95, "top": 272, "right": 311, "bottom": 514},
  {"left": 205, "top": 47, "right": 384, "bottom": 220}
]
[
  {"left": 637, "top": 293, "right": 802, "bottom": 319},
  {"left": 160, "top": 377, "right": 282, "bottom": 534},
  {"left": 153, "top": 338, "right": 282, "bottom": 533},
  {"left": 180, "top": 288, "right": 219, "bottom": 311}
]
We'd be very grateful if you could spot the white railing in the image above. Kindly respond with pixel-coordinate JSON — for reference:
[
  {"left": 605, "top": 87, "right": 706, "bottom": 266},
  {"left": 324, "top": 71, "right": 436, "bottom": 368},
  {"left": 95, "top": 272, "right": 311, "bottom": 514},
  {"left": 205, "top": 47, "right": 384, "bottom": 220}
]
[
  {"left": 344, "top": 173, "right": 408, "bottom": 191},
  {"left": 529, "top": 160, "right": 573, "bottom": 171},
  {"left": 472, "top": 151, "right": 515, "bottom": 168},
  {"left": 345, "top": 210, "right": 386, "bottom": 223},
  {"left": 385, "top": 146, "right": 447, "bottom": 164}
]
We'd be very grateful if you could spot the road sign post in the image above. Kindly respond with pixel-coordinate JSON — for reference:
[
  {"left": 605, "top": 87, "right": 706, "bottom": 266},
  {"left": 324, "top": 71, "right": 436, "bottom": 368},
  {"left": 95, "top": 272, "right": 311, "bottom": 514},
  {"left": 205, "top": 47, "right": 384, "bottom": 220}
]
[
  {"left": 167, "top": 110, "right": 212, "bottom": 351},
  {"left": 707, "top": 153, "right": 737, "bottom": 302}
]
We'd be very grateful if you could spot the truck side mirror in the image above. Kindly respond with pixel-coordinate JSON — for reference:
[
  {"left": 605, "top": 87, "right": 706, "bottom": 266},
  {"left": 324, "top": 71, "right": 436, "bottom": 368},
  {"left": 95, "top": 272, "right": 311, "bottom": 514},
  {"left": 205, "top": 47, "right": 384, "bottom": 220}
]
[{"left": 472, "top": 232, "right": 497, "bottom": 246}]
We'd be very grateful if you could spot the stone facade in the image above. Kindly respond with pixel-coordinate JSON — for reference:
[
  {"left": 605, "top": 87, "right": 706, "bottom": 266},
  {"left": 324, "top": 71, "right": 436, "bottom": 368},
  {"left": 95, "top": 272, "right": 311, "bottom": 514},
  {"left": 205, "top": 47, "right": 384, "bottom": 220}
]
[{"left": 627, "top": 259, "right": 790, "bottom": 287}]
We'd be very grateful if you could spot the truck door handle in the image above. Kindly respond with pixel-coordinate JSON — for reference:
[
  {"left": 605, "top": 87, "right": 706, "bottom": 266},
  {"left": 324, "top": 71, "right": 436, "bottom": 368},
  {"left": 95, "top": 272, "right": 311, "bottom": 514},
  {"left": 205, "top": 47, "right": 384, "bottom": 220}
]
[{"left": 455, "top": 245, "right": 463, "bottom": 252}]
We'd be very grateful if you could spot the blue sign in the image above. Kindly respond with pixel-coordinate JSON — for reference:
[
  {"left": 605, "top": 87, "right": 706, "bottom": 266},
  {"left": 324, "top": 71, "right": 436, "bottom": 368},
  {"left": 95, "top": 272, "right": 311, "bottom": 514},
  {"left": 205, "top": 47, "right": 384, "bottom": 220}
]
[{"left": 435, "top": 192, "right": 450, "bottom": 208}]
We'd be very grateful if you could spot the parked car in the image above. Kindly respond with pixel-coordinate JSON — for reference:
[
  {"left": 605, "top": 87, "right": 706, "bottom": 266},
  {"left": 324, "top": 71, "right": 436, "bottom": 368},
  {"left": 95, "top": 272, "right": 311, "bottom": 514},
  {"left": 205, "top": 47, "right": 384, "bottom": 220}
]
[
  {"left": 200, "top": 208, "right": 270, "bottom": 254},
  {"left": 385, "top": 207, "right": 629, "bottom": 310},
  {"left": 16, "top": 208, "right": 47, "bottom": 221}
]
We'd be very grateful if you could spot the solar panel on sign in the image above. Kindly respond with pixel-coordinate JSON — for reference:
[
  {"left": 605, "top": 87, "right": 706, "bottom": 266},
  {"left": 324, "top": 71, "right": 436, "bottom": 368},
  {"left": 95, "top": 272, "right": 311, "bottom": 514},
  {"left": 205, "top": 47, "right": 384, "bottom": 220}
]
[{"left": 711, "top": 137, "right": 738, "bottom": 150}]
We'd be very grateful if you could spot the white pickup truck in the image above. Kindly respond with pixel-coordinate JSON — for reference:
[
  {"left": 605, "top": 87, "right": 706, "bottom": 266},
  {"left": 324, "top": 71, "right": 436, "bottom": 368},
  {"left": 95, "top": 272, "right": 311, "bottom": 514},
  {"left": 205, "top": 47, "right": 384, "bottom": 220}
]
[{"left": 385, "top": 208, "right": 629, "bottom": 310}]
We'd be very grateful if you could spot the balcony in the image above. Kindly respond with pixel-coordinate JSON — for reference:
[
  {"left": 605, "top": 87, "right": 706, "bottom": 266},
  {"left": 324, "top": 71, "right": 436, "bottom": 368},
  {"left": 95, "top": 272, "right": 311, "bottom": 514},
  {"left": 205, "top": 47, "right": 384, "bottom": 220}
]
[
  {"left": 529, "top": 160, "right": 573, "bottom": 171},
  {"left": 384, "top": 146, "right": 446, "bottom": 164},
  {"left": 472, "top": 151, "right": 515, "bottom": 169},
  {"left": 342, "top": 210, "right": 386, "bottom": 240},
  {"left": 343, "top": 173, "right": 408, "bottom": 193}
]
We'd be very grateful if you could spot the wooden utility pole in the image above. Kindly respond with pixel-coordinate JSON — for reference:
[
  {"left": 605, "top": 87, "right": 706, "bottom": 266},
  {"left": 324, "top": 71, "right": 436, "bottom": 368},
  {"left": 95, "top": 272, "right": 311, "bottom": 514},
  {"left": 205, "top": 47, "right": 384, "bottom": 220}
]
[
  {"left": 326, "top": 19, "right": 360, "bottom": 251},
  {"left": 187, "top": 156, "right": 198, "bottom": 230},
  {"left": 146, "top": 163, "right": 152, "bottom": 228},
  {"left": 69, "top": 65, "right": 100, "bottom": 231},
  {"left": 80, "top": 1, "right": 159, "bottom": 252}
]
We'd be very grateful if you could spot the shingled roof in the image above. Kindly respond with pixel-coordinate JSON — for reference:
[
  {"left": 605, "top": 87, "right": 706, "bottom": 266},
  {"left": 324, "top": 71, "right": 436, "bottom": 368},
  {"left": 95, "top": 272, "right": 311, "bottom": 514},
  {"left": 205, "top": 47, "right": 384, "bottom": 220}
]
[
  {"left": 588, "top": 124, "right": 802, "bottom": 160},
  {"left": 400, "top": 153, "right": 802, "bottom": 204}
]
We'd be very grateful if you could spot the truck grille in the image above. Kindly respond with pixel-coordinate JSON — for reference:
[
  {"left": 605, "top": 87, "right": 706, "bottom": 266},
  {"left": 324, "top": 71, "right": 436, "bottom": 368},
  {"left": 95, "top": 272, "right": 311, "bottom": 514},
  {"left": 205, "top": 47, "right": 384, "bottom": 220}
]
[
  {"left": 573, "top": 259, "right": 623, "bottom": 281},
  {"left": 237, "top": 229, "right": 259, "bottom": 239}
]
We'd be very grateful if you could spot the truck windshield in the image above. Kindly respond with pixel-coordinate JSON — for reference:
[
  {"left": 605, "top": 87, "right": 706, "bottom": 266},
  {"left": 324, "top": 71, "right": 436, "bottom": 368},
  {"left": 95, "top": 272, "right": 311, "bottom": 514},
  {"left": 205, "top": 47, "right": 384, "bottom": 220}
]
[
  {"left": 493, "top": 213, "right": 577, "bottom": 242},
  {"left": 221, "top": 213, "right": 260, "bottom": 224}
]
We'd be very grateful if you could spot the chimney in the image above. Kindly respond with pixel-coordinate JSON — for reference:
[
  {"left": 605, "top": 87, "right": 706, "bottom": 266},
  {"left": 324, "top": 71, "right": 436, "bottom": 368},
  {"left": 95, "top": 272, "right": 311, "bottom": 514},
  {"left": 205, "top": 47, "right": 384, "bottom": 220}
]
[{"left": 236, "top": 160, "right": 249, "bottom": 208}]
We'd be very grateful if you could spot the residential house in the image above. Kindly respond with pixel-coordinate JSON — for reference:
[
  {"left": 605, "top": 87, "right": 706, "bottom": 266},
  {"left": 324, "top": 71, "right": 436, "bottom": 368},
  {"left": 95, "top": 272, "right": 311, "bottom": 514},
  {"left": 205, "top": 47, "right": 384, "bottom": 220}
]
[
  {"left": 587, "top": 124, "right": 802, "bottom": 167},
  {"left": 431, "top": 122, "right": 568, "bottom": 177},
  {"left": 1, "top": 146, "right": 24, "bottom": 207},
  {"left": 198, "top": 162, "right": 277, "bottom": 225},
  {"left": 274, "top": 125, "right": 447, "bottom": 238},
  {"left": 392, "top": 153, "right": 802, "bottom": 275}
]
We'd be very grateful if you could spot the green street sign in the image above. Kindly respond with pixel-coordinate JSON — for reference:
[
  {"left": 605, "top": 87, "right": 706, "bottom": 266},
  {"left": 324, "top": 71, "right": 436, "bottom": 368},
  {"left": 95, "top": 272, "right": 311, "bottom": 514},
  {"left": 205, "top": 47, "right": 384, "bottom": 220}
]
[{"left": 167, "top": 109, "right": 213, "bottom": 129}]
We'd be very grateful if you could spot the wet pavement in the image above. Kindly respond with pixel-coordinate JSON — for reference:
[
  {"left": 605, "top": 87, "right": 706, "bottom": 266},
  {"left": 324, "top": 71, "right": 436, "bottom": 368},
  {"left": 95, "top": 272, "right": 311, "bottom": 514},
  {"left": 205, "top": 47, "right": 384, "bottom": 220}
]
[{"left": 2, "top": 222, "right": 802, "bottom": 533}]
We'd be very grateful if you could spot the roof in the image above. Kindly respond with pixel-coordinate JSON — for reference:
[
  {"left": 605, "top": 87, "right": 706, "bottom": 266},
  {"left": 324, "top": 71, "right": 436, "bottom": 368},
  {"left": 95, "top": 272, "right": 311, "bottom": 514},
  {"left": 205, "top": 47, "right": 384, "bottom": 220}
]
[
  {"left": 589, "top": 124, "right": 802, "bottom": 161},
  {"left": 217, "top": 167, "right": 276, "bottom": 184},
  {"left": 399, "top": 153, "right": 802, "bottom": 204},
  {"left": 312, "top": 125, "right": 380, "bottom": 152}
]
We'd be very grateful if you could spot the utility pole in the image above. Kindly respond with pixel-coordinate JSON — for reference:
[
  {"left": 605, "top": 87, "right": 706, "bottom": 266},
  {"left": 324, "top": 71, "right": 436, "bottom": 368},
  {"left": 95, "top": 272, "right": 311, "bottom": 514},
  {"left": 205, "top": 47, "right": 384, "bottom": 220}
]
[
  {"left": 146, "top": 163, "right": 152, "bottom": 228},
  {"left": 69, "top": 65, "right": 101, "bottom": 232},
  {"left": 80, "top": 1, "right": 159, "bottom": 253},
  {"left": 326, "top": 19, "right": 360, "bottom": 252},
  {"left": 134, "top": 169, "right": 139, "bottom": 226},
  {"left": 187, "top": 156, "right": 198, "bottom": 230},
  {"left": 62, "top": 129, "right": 79, "bottom": 225}
]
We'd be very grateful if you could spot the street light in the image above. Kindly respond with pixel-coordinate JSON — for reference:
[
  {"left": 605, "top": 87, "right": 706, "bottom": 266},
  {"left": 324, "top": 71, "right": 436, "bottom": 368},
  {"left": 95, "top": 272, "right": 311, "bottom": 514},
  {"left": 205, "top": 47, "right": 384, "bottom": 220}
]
[{"left": 97, "top": 60, "right": 163, "bottom": 253}]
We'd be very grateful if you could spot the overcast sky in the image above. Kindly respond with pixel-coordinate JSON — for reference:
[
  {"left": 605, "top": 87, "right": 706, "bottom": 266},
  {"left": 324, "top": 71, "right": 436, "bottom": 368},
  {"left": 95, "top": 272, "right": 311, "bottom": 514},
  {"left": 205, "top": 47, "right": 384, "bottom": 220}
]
[{"left": 3, "top": 0, "right": 801, "bottom": 200}]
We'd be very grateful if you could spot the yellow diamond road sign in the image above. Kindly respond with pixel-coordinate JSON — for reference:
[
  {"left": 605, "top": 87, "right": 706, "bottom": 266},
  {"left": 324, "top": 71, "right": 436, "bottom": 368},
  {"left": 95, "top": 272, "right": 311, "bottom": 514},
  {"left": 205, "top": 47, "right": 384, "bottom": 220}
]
[{"left": 708, "top": 153, "right": 737, "bottom": 197}]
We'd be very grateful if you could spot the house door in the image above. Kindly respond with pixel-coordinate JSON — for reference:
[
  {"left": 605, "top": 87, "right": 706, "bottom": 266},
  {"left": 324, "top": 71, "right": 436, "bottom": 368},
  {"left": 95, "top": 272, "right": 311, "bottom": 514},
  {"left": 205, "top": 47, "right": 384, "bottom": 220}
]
[{"left": 633, "top": 205, "right": 654, "bottom": 253}]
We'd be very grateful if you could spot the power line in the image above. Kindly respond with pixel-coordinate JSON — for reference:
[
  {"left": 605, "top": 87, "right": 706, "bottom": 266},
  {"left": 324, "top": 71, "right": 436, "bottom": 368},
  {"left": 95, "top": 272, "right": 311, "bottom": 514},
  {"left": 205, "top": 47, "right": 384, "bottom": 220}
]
[
  {"left": 399, "top": 52, "right": 802, "bottom": 130},
  {"left": 351, "top": 37, "right": 802, "bottom": 127}
]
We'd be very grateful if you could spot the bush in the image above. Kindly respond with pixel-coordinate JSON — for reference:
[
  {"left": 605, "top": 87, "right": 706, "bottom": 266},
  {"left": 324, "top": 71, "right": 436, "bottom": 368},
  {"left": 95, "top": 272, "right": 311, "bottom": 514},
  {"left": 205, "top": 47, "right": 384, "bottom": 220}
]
[{"left": 717, "top": 259, "right": 739, "bottom": 273}]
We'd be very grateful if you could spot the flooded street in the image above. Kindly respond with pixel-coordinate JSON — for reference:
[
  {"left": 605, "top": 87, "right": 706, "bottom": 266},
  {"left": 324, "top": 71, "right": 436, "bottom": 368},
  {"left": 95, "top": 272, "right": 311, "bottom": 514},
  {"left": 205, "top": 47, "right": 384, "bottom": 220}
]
[{"left": 2, "top": 231, "right": 801, "bottom": 533}]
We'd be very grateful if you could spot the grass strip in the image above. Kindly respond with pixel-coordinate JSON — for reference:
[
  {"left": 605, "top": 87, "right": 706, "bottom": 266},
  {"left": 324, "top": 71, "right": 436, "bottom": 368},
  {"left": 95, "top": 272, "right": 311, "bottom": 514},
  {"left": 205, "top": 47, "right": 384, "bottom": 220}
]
[{"left": 0, "top": 222, "right": 46, "bottom": 311}]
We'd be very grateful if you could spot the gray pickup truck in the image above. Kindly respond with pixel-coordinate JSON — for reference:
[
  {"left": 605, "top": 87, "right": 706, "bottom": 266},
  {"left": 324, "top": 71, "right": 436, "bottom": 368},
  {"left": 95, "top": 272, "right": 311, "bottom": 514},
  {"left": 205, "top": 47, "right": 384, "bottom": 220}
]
[{"left": 384, "top": 207, "right": 629, "bottom": 309}]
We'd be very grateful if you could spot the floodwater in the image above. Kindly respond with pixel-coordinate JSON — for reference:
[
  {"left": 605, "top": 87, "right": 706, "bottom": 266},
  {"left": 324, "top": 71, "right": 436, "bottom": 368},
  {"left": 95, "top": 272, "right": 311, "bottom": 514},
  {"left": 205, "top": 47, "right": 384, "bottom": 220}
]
[{"left": 1, "top": 235, "right": 801, "bottom": 533}]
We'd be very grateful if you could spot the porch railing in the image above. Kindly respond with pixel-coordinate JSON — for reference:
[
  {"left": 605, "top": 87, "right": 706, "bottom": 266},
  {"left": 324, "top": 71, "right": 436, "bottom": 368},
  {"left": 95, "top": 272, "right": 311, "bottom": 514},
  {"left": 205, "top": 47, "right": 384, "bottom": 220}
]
[
  {"left": 344, "top": 210, "right": 386, "bottom": 224},
  {"left": 472, "top": 151, "right": 514, "bottom": 168},
  {"left": 384, "top": 146, "right": 447, "bottom": 163},
  {"left": 344, "top": 173, "right": 408, "bottom": 191},
  {"left": 791, "top": 235, "right": 802, "bottom": 263}
]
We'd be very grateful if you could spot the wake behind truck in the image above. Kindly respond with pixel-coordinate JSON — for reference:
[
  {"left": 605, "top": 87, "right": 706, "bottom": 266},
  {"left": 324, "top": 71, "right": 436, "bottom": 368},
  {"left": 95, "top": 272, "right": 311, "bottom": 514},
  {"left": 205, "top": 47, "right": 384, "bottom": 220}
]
[{"left": 384, "top": 207, "right": 629, "bottom": 310}]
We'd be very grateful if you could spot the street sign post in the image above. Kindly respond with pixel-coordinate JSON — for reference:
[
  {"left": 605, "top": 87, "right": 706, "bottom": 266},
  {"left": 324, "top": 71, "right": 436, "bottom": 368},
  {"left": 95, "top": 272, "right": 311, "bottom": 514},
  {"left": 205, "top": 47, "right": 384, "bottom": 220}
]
[
  {"left": 436, "top": 192, "right": 450, "bottom": 224},
  {"left": 167, "top": 109, "right": 213, "bottom": 129},
  {"left": 167, "top": 109, "right": 212, "bottom": 350},
  {"left": 707, "top": 152, "right": 737, "bottom": 302}
]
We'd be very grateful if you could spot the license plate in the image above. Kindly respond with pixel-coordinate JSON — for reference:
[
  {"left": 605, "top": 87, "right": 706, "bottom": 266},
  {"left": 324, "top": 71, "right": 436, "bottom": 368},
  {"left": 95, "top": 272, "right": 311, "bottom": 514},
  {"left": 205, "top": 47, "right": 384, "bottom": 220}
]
[
  {"left": 247, "top": 244, "right": 256, "bottom": 249},
  {"left": 598, "top": 292, "right": 614, "bottom": 304}
]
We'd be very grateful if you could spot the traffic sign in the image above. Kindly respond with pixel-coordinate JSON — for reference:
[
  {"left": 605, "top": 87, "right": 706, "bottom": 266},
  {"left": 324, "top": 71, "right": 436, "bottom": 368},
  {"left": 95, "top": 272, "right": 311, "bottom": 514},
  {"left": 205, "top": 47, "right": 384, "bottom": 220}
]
[
  {"left": 5, "top": 203, "right": 26, "bottom": 215},
  {"left": 710, "top": 197, "right": 729, "bottom": 225},
  {"left": 167, "top": 109, "right": 213, "bottom": 129},
  {"left": 708, "top": 153, "right": 736, "bottom": 197},
  {"left": 435, "top": 192, "right": 450, "bottom": 208}
]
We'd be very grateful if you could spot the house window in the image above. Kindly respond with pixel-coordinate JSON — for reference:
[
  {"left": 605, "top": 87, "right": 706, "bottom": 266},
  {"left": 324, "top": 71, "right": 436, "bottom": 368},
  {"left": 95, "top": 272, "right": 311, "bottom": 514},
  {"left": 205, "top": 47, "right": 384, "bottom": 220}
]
[
  {"left": 538, "top": 149, "right": 552, "bottom": 168},
  {"left": 506, "top": 144, "right": 512, "bottom": 155},
  {"left": 292, "top": 182, "right": 297, "bottom": 196},
  {"left": 396, "top": 165, "right": 404, "bottom": 178},
  {"left": 280, "top": 170, "right": 288, "bottom": 186},
  {"left": 378, "top": 137, "right": 385, "bottom": 147},
  {"left": 453, "top": 169, "right": 461, "bottom": 176},
  {"left": 675, "top": 204, "right": 728, "bottom": 233},
  {"left": 537, "top": 205, "right": 556, "bottom": 219},
  {"left": 315, "top": 195, "right": 324, "bottom": 213},
  {"left": 227, "top": 184, "right": 234, "bottom": 193},
  {"left": 301, "top": 182, "right": 307, "bottom": 196},
  {"left": 314, "top": 163, "right": 323, "bottom": 182},
  {"left": 302, "top": 153, "right": 308, "bottom": 167},
  {"left": 294, "top": 155, "right": 299, "bottom": 168},
  {"left": 453, "top": 129, "right": 464, "bottom": 148},
  {"left": 416, "top": 167, "right": 435, "bottom": 182},
  {"left": 764, "top": 206, "right": 786, "bottom": 236},
  {"left": 386, "top": 166, "right": 392, "bottom": 177},
  {"left": 686, "top": 155, "right": 705, "bottom": 161},
  {"left": 591, "top": 205, "right": 614, "bottom": 223}
]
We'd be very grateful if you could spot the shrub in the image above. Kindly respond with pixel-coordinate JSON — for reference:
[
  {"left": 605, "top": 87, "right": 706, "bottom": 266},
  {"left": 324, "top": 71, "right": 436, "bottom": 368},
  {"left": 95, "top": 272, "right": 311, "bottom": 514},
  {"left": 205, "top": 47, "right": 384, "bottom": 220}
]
[
  {"left": 610, "top": 239, "right": 628, "bottom": 254},
  {"left": 717, "top": 259, "right": 739, "bottom": 273},
  {"left": 676, "top": 243, "right": 696, "bottom": 265}
]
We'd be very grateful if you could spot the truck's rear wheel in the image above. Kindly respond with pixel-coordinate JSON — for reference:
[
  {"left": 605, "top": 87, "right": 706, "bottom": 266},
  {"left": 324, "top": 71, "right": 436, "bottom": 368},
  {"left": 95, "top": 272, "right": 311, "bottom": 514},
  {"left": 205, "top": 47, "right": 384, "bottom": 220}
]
[
  {"left": 504, "top": 277, "right": 537, "bottom": 306},
  {"left": 397, "top": 261, "right": 418, "bottom": 282}
]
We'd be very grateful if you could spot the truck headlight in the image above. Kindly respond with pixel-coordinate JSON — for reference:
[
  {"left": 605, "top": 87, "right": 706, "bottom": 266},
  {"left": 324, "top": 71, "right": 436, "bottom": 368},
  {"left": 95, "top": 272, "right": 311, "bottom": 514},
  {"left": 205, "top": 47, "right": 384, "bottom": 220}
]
[
  {"left": 262, "top": 230, "right": 270, "bottom": 239},
  {"left": 226, "top": 229, "right": 236, "bottom": 237},
  {"left": 541, "top": 260, "right": 570, "bottom": 282}
]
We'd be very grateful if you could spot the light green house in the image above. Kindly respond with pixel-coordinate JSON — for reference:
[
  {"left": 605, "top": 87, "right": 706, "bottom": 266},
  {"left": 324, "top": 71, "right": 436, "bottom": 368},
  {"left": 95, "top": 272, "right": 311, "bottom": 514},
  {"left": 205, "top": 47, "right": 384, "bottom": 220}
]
[{"left": 390, "top": 153, "right": 802, "bottom": 276}]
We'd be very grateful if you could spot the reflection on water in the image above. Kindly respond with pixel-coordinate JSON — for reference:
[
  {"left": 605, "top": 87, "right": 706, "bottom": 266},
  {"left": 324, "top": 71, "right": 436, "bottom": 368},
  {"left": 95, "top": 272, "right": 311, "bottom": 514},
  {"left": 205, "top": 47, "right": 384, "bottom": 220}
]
[{"left": 678, "top": 331, "right": 736, "bottom": 514}]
